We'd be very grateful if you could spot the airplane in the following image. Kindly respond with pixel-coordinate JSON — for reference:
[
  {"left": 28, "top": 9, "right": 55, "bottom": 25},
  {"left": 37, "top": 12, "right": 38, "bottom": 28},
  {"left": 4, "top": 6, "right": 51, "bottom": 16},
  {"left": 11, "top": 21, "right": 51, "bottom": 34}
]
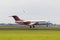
[{"left": 10, "top": 15, "right": 51, "bottom": 28}]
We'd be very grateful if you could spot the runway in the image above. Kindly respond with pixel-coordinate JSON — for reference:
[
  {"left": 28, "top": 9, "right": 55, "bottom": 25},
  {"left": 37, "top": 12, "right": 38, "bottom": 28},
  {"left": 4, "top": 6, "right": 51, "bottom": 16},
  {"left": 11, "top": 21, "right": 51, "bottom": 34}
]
[{"left": 0, "top": 26, "right": 60, "bottom": 30}]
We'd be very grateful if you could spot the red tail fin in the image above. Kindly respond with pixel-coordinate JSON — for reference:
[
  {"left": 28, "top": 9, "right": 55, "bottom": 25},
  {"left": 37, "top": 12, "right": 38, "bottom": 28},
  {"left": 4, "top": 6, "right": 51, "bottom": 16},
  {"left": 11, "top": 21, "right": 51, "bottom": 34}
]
[{"left": 12, "top": 15, "right": 23, "bottom": 21}]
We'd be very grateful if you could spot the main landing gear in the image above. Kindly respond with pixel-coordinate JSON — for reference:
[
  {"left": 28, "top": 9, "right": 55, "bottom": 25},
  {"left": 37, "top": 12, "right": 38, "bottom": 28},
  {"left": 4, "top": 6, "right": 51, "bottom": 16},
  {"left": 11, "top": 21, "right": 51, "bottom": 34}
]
[{"left": 29, "top": 25, "right": 35, "bottom": 28}]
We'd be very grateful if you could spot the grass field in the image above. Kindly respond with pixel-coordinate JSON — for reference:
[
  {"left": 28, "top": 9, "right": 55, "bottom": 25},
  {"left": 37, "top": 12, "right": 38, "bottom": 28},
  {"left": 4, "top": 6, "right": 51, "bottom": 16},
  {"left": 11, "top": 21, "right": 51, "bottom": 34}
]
[
  {"left": 0, "top": 26, "right": 60, "bottom": 40},
  {"left": 0, "top": 30, "right": 60, "bottom": 40}
]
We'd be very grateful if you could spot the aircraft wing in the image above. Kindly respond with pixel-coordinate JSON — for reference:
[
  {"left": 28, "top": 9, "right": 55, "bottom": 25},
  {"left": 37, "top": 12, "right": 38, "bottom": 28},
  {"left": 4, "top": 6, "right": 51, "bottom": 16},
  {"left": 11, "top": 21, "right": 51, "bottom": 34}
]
[{"left": 32, "top": 21, "right": 51, "bottom": 25}]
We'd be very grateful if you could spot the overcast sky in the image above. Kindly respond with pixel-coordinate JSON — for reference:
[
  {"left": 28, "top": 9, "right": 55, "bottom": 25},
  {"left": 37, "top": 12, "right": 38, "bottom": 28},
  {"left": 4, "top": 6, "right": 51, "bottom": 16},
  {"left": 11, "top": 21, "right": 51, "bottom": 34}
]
[{"left": 0, "top": 0, "right": 60, "bottom": 24}]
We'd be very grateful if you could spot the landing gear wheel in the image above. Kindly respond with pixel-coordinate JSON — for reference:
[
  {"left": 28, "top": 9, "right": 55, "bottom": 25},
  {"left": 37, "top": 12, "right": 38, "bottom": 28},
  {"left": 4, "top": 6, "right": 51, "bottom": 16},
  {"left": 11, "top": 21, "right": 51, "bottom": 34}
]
[
  {"left": 33, "top": 25, "right": 35, "bottom": 28},
  {"left": 30, "top": 26, "right": 32, "bottom": 28}
]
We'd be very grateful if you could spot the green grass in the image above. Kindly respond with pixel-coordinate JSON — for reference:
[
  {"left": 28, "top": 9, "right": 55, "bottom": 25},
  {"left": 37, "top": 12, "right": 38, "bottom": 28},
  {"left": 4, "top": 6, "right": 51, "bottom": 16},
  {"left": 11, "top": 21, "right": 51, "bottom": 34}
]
[{"left": 0, "top": 30, "right": 60, "bottom": 40}]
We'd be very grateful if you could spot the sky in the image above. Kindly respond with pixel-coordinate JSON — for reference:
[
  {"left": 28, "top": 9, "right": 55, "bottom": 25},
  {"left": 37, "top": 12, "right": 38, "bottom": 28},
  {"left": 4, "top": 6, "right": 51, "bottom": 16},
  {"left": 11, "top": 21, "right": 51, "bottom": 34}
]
[{"left": 0, "top": 0, "right": 60, "bottom": 24}]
